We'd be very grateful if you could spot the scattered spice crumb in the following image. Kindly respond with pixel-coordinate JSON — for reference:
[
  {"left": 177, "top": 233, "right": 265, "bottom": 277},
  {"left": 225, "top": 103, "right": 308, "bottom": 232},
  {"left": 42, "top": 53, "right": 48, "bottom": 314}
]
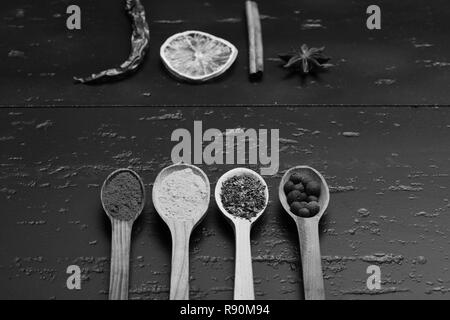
[{"left": 342, "top": 132, "right": 360, "bottom": 137}]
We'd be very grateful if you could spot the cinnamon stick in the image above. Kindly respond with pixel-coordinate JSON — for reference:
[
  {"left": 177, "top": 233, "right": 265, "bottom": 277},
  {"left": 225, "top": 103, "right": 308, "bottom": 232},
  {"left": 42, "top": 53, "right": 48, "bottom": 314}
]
[{"left": 246, "top": 1, "right": 264, "bottom": 80}]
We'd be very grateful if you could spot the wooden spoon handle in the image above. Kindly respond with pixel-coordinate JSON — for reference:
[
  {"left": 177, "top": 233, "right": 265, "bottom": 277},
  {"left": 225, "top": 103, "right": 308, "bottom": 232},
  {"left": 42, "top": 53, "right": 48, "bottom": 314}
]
[
  {"left": 234, "top": 220, "right": 255, "bottom": 300},
  {"left": 109, "top": 219, "right": 132, "bottom": 300},
  {"left": 296, "top": 218, "right": 325, "bottom": 300},
  {"left": 169, "top": 221, "right": 192, "bottom": 300}
]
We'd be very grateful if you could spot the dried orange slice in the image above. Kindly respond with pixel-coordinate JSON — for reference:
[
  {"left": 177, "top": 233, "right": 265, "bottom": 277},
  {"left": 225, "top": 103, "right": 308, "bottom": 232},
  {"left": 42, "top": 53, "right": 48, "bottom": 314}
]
[{"left": 160, "top": 30, "right": 238, "bottom": 82}]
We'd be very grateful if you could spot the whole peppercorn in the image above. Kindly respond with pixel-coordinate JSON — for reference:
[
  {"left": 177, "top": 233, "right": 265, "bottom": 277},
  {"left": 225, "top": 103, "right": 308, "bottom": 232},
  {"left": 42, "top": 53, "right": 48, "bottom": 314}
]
[
  {"left": 300, "top": 174, "right": 314, "bottom": 184},
  {"left": 306, "top": 201, "right": 320, "bottom": 216},
  {"left": 299, "top": 201, "right": 308, "bottom": 208},
  {"left": 290, "top": 201, "right": 304, "bottom": 215},
  {"left": 287, "top": 190, "right": 302, "bottom": 204},
  {"left": 284, "top": 180, "right": 295, "bottom": 194},
  {"left": 306, "top": 181, "right": 321, "bottom": 197},
  {"left": 298, "top": 208, "right": 311, "bottom": 217},
  {"left": 297, "top": 192, "right": 307, "bottom": 202},
  {"left": 293, "top": 183, "right": 305, "bottom": 192},
  {"left": 307, "top": 195, "right": 318, "bottom": 202},
  {"left": 289, "top": 173, "right": 303, "bottom": 184}
]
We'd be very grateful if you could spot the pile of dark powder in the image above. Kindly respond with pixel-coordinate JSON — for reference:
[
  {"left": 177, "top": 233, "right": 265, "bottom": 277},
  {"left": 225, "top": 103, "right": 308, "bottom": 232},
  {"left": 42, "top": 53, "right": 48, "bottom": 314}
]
[
  {"left": 102, "top": 171, "right": 144, "bottom": 221},
  {"left": 220, "top": 175, "right": 266, "bottom": 220}
]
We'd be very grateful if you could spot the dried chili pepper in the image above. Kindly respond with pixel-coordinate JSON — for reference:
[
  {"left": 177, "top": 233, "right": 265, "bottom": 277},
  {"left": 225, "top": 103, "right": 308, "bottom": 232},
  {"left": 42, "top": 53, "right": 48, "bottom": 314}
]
[{"left": 74, "top": 0, "right": 150, "bottom": 84}]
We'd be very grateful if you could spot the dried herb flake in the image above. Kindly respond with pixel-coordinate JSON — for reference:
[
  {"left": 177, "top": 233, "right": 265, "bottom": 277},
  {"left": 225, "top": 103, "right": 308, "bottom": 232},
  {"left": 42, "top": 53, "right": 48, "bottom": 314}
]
[{"left": 221, "top": 175, "right": 266, "bottom": 220}]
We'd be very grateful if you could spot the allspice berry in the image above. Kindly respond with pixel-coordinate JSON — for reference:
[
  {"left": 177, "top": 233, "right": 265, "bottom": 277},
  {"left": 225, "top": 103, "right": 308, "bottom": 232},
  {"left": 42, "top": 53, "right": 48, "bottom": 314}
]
[
  {"left": 300, "top": 174, "right": 314, "bottom": 184},
  {"left": 306, "top": 181, "right": 321, "bottom": 197},
  {"left": 298, "top": 208, "right": 311, "bottom": 217},
  {"left": 285, "top": 171, "right": 322, "bottom": 218},
  {"left": 306, "top": 201, "right": 320, "bottom": 215},
  {"left": 290, "top": 201, "right": 304, "bottom": 215},
  {"left": 289, "top": 173, "right": 303, "bottom": 184},
  {"left": 297, "top": 192, "right": 307, "bottom": 202},
  {"left": 293, "top": 183, "right": 305, "bottom": 192},
  {"left": 287, "top": 190, "right": 302, "bottom": 204},
  {"left": 284, "top": 180, "right": 295, "bottom": 194}
]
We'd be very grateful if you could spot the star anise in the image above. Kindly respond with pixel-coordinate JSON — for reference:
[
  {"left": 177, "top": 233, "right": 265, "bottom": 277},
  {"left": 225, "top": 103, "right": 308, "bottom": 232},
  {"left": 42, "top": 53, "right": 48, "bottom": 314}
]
[{"left": 279, "top": 44, "right": 332, "bottom": 74}]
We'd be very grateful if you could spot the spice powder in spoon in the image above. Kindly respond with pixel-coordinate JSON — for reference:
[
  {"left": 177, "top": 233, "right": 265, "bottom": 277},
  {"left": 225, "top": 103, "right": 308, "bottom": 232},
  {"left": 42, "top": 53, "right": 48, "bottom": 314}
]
[
  {"left": 156, "top": 168, "right": 209, "bottom": 220},
  {"left": 102, "top": 171, "right": 144, "bottom": 221},
  {"left": 220, "top": 175, "right": 266, "bottom": 220}
]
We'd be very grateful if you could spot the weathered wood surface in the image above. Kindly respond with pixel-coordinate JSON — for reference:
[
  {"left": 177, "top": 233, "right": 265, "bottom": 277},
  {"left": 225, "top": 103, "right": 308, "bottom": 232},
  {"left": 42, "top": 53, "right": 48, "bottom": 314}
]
[
  {"left": 2, "top": 0, "right": 450, "bottom": 106},
  {"left": 0, "top": 106, "right": 449, "bottom": 299}
]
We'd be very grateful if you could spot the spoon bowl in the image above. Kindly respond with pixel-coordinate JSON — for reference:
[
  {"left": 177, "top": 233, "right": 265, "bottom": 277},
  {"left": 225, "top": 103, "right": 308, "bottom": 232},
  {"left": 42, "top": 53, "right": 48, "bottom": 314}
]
[
  {"left": 279, "top": 165, "right": 330, "bottom": 300},
  {"left": 215, "top": 167, "right": 269, "bottom": 224},
  {"left": 152, "top": 162, "right": 210, "bottom": 300},
  {"left": 101, "top": 168, "right": 146, "bottom": 222},
  {"left": 215, "top": 167, "right": 268, "bottom": 300}
]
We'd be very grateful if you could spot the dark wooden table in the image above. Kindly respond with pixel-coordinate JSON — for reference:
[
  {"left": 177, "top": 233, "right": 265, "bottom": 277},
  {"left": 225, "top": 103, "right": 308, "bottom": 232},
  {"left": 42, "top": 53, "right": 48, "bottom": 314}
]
[
  {"left": 1, "top": 106, "right": 449, "bottom": 299},
  {"left": 1, "top": 0, "right": 450, "bottom": 106},
  {"left": 1, "top": 0, "right": 450, "bottom": 301}
]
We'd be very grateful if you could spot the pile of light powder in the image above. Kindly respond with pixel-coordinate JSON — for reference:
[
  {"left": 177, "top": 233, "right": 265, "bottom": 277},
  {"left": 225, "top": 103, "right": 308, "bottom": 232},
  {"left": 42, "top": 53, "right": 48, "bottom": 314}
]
[{"left": 156, "top": 168, "right": 209, "bottom": 220}]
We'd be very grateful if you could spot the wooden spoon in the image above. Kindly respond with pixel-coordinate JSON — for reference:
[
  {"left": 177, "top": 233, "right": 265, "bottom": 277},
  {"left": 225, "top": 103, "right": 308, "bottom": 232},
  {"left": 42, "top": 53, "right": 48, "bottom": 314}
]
[
  {"left": 215, "top": 168, "right": 269, "bottom": 300},
  {"left": 152, "top": 163, "right": 210, "bottom": 300},
  {"left": 279, "top": 166, "right": 330, "bottom": 300},
  {"left": 101, "top": 168, "right": 146, "bottom": 300}
]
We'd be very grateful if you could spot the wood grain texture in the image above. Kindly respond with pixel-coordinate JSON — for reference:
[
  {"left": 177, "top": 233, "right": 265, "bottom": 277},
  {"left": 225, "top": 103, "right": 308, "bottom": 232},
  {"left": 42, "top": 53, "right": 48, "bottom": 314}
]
[
  {"left": 3, "top": 0, "right": 450, "bottom": 105},
  {"left": 233, "top": 219, "right": 255, "bottom": 300},
  {"left": 109, "top": 219, "right": 133, "bottom": 300},
  {"left": 296, "top": 217, "right": 325, "bottom": 300},
  {"left": 1, "top": 107, "right": 450, "bottom": 300},
  {"left": 168, "top": 220, "right": 194, "bottom": 300}
]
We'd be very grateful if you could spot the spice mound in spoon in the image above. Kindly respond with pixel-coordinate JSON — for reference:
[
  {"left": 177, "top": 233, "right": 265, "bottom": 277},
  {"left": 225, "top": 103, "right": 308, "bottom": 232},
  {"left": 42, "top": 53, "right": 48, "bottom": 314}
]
[
  {"left": 102, "top": 170, "right": 145, "bottom": 221},
  {"left": 284, "top": 172, "right": 321, "bottom": 218},
  {"left": 156, "top": 168, "right": 209, "bottom": 220},
  {"left": 220, "top": 175, "right": 267, "bottom": 220}
]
